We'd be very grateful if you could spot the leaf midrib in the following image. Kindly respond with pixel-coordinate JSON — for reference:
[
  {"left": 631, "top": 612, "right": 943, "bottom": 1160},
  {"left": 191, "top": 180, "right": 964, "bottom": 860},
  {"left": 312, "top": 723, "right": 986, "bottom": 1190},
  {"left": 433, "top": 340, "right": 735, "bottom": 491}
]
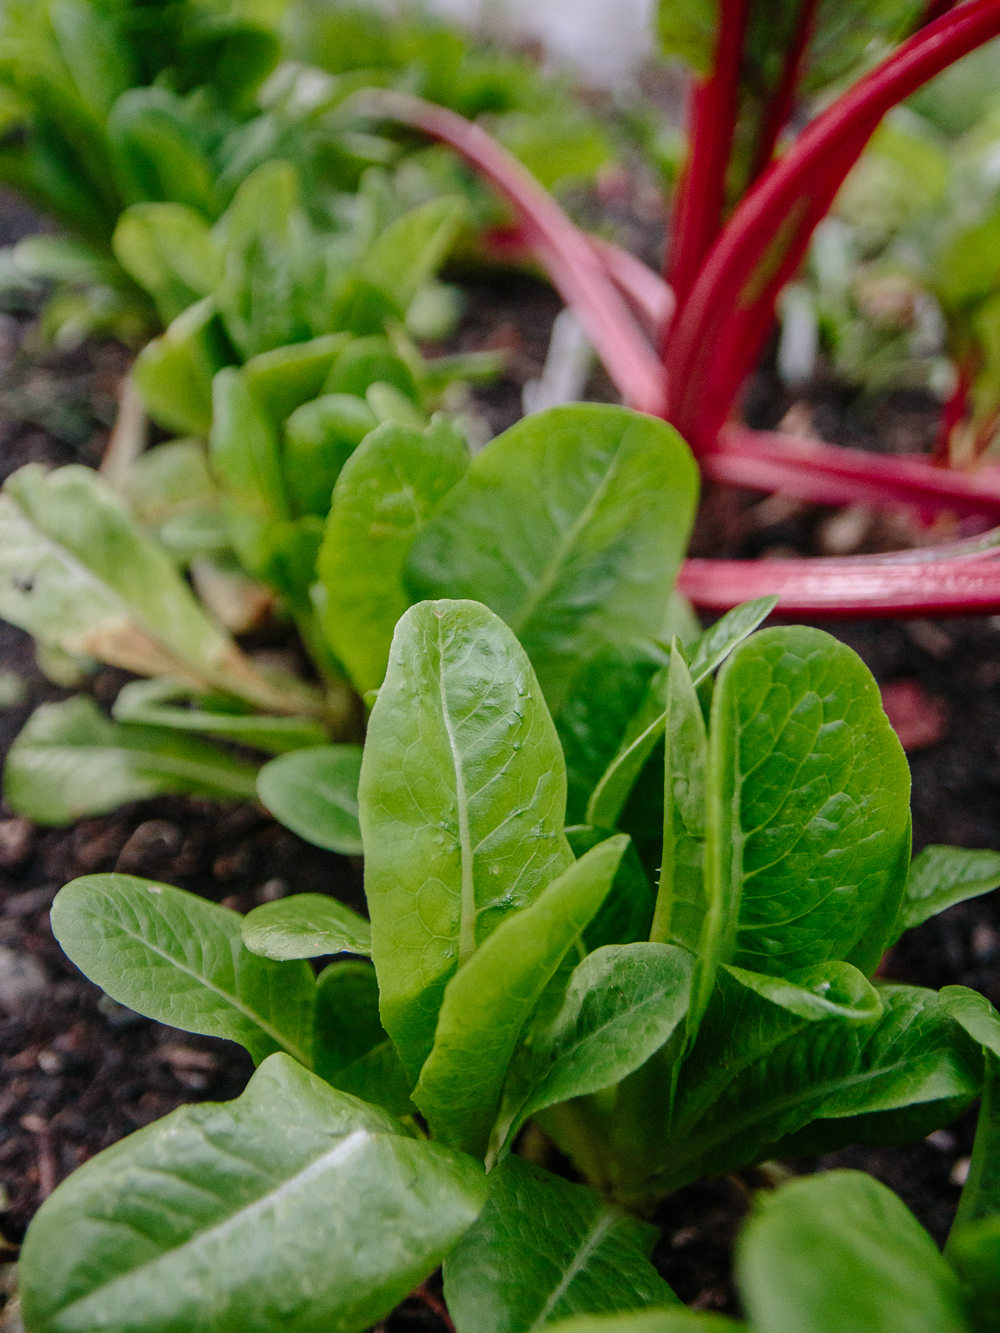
[
  {"left": 436, "top": 619, "right": 476, "bottom": 963},
  {"left": 528, "top": 1208, "right": 619, "bottom": 1331}
]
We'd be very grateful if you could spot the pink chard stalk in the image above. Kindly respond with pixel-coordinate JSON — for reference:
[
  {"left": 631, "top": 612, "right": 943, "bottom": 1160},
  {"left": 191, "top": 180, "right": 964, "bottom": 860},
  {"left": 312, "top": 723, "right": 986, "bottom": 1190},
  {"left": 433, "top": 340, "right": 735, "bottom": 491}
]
[{"left": 356, "top": 0, "right": 1000, "bottom": 617}]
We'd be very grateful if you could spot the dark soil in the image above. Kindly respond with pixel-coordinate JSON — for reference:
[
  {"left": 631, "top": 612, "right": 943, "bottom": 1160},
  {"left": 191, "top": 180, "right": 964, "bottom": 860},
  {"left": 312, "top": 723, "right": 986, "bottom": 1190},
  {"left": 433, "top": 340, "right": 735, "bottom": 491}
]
[{"left": 0, "top": 187, "right": 998, "bottom": 1323}]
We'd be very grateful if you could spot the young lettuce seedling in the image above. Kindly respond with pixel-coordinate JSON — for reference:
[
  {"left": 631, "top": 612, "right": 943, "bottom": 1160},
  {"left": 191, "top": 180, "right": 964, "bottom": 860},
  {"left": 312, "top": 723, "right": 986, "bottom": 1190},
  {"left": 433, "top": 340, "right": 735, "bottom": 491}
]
[{"left": 17, "top": 598, "right": 1000, "bottom": 1333}]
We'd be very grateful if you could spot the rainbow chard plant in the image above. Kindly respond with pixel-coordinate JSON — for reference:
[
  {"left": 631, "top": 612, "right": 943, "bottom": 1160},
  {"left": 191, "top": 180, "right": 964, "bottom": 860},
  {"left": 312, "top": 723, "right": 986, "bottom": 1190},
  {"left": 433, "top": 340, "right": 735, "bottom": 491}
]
[
  {"left": 349, "top": 0, "right": 1000, "bottom": 618},
  {"left": 13, "top": 598, "right": 1000, "bottom": 1331}
]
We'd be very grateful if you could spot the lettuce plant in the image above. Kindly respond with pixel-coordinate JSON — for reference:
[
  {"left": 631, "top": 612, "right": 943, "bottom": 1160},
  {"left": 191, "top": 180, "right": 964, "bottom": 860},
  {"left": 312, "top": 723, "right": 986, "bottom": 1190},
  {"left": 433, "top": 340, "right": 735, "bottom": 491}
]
[
  {"left": 13, "top": 595, "right": 1000, "bottom": 1332},
  {"left": 353, "top": 0, "right": 1000, "bottom": 618}
]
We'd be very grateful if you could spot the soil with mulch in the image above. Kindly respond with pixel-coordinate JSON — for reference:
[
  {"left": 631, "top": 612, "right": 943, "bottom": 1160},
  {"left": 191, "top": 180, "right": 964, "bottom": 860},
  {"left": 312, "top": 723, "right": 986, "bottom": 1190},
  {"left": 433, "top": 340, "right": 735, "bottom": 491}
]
[{"left": 0, "top": 190, "right": 998, "bottom": 1325}]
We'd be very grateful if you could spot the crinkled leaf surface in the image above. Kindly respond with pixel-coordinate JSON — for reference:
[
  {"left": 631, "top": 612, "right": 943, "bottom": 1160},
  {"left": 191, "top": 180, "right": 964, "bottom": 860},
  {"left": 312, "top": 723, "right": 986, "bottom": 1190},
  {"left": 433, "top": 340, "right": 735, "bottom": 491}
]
[
  {"left": 313, "top": 962, "right": 415, "bottom": 1118},
  {"left": 319, "top": 420, "right": 469, "bottom": 695},
  {"left": 242, "top": 893, "right": 371, "bottom": 961},
  {"left": 20, "top": 1054, "right": 486, "bottom": 1333},
  {"left": 737, "top": 1171, "right": 968, "bottom": 1333},
  {"left": 4, "top": 696, "right": 259, "bottom": 824},
  {"left": 444, "top": 1157, "right": 677, "bottom": 1333},
  {"left": 894, "top": 846, "right": 1000, "bottom": 942},
  {"left": 702, "top": 626, "right": 910, "bottom": 1002},
  {"left": 414, "top": 836, "right": 626, "bottom": 1157},
  {"left": 406, "top": 405, "right": 698, "bottom": 710},
  {"left": 256, "top": 745, "right": 363, "bottom": 854},
  {"left": 496, "top": 943, "right": 693, "bottom": 1158},
  {"left": 51, "top": 874, "right": 314, "bottom": 1066},
  {"left": 360, "top": 600, "right": 573, "bottom": 1080}
]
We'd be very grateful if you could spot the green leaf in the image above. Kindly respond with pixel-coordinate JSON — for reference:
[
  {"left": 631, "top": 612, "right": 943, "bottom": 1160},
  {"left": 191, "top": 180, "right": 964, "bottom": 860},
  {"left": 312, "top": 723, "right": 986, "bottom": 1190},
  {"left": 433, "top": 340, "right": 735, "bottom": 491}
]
[
  {"left": 651, "top": 645, "right": 706, "bottom": 956},
  {"left": 359, "top": 197, "right": 464, "bottom": 310},
  {"left": 414, "top": 835, "right": 627, "bottom": 1157},
  {"left": 242, "top": 893, "right": 371, "bottom": 961},
  {"left": 122, "top": 439, "right": 226, "bottom": 558},
  {"left": 700, "top": 626, "right": 910, "bottom": 1015},
  {"left": 313, "top": 961, "right": 416, "bottom": 1117},
  {"left": 949, "top": 1049, "right": 1000, "bottom": 1245},
  {"left": 495, "top": 943, "right": 693, "bottom": 1160},
  {"left": 406, "top": 404, "right": 698, "bottom": 709},
  {"left": 586, "top": 663, "right": 670, "bottom": 830},
  {"left": 543, "top": 1316, "right": 740, "bottom": 1333},
  {"left": 948, "top": 1213, "right": 1000, "bottom": 1333},
  {"left": 323, "top": 335, "right": 421, "bottom": 402},
  {"left": 656, "top": 0, "right": 717, "bottom": 75},
  {"left": 318, "top": 420, "right": 469, "bottom": 696},
  {"left": 133, "top": 296, "right": 236, "bottom": 437},
  {"left": 0, "top": 461, "right": 303, "bottom": 713},
  {"left": 283, "top": 392, "right": 377, "bottom": 518},
  {"left": 893, "top": 846, "right": 1000, "bottom": 942},
  {"left": 4, "top": 696, "right": 259, "bottom": 824},
  {"left": 737, "top": 1171, "right": 968, "bottom": 1333},
  {"left": 360, "top": 599, "right": 573, "bottom": 1081},
  {"left": 20, "top": 1053, "right": 486, "bottom": 1333},
  {"left": 567, "top": 826, "right": 656, "bottom": 951},
  {"left": 50, "top": 874, "right": 315, "bottom": 1066},
  {"left": 49, "top": 0, "right": 133, "bottom": 117},
  {"left": 720, "top": 961, "right": 882, "bottom": 1023},
  {"left": 444, "top": 1157, "right": 677, "bottom": 1333},
  {"left": 685, "top": 597, "right": 778, "bottom": 683},
  {"left": 112, "top": 679, "right": 327, "bottom": 755},
  {"left": 210, "top": 365, "right": 290, "bottom": 582},
  {"left": 256, "top": 745, "right": 364, "bottom": 854},
  {"left": 243, "top": 332, "right": 352, "bottom": 428},
  {"left": 113, "top": 201, "right": 220, "bottom": 324},
  {"left": 660, "top": 983, "right": 981, "bottom": 1195},
  {"left": 107, "top": 86, "right": 219, "bottom": 216}
]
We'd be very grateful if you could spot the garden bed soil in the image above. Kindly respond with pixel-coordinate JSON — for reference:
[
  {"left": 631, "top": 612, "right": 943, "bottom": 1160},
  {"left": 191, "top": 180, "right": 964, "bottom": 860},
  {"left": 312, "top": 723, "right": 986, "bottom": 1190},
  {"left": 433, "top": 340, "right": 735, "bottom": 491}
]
[{"left": 0, "top": 191, "right": 998, "bottom": 1323}]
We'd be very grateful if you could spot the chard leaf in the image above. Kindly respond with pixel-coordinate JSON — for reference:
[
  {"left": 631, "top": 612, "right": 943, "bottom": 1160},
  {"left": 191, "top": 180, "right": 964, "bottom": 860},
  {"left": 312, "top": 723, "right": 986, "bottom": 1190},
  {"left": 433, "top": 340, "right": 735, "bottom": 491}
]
[
  {"left": 893, "top": 846, "right": 1000, "bottom": 942},
  {"left": 242, "top": 893, "right": 371, "bottom": 961},
  {"left": 242, "top": 333, "right": 352, "bottom": 427},
  {"left": 51, "top": 874, "right": 315, "bottom": 1067},
  {"left": 113, "top": 679, "right": 327, "bottom": 755},
  {"left": 699, "top": 626, "right": 910, "bottom": 1022},
  {"left": 4, "top": 696, "right": 259, "bottom": 824},
  {"left": 413, "top": 836, "right": 627, "bottom": 1157},
  {"left": 318, "top": 420, "right": 469, "bottom": 696},
  {"left": 256, "top": 745, "right": 364, "bottom": 854},
  {"left": 737, "top": 1171, "right": 967, "bottom": 1333},
  {"left": 19, "top": 1054, "right": 486, "bottom": 1333},
  {"left": 132, "top": 296, "right": 236, "bottom": 438},
  {"left": 495, "top": 943, "right": 693, "bottom": 1159},
  {"left": 406, "top": 404, "right": 698, "bottom": 710},
  {"left": 445, "top": 1157, "right": 676, "bottom": 1333},
  {"left": 661, "top": 984, "right": 981, "bottom": 1193},
  {"left": 0, "top": 462, "right": 300, "bottom": 712},
  {"left": 210, "top": 366, "right": 289, "bottom": 581},
  {"left": 313, "top": 962, "right": 415, "bottom": 1117},
  {"left": 651, "top": 644, "right": 706, "bottom": 954},
  {"left": 359, "top": 600, "right": 573, "bottom": 1082}
]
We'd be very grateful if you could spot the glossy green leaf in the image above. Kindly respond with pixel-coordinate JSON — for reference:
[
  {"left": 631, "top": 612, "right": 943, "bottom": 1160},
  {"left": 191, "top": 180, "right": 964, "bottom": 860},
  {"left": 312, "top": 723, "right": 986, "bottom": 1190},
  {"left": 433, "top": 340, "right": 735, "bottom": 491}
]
[
  {"left": 720, "top": 961, "right": 882, "bottom": 1023},
  {"left": 133, "top": 296, "right": 235, "bottom": 437},
  {"left": 4, "top": 696, "right": 259, "bottom": 824},
  {"left": 701, "top": 626, "right": 910, "bottom": 1013},
  {"left": 414, "top": 835, "right": 627, "bottom": 1157},
  {"left": 738, "top": 1171, "right": 968, "bottom": 1333},
  {"left": 586, "top": 663, "right": 669, "bottom": 830},
  {"left": 893, "top": 846, "right": 1000, "bottom": 942},
  {"left": 243, "top": 333, "right": 352, "bottom": 428},
  {"left": 360, "top": 599, "right": 573, "bottom": 1081},
  {"left": 318, "top": 420, "right": 469, "bottom": 696},
  {"left": 0, "top": 462, "right": 299, "bottom": 711},
  {"left": 20, "top": 1053, "right": 486, "bottom": 1333},
  {"left": 406, "top": 404, "right": 698, "bottom": 709},
  {"left": 544, "top": 1315, "right": 740, "bottom": 1333},
  {"left": 210, "top": 366, "right": 290, "bottom": 581},
  {"left": 659, "top": 983, "right": 980, "bottom": 1194},
  {"left": 256, "top": 745, "right": 364, "bottom": 854},
  {"left": 313, "top": 962, "right": 415, "bottom": 1117},
  {"left": 651, "top": 644, "right": 706, "bottom": 955},
  {"left": 444, "top": 1157, "right": 677, "bottom": 1333},
  {"left": 112, "top": 679, "right": 327, "bottom": 755},
  {"left": 283, "top": 392, "right": 377, "bottom": 518},
  {"left": 51, "top": 874, "right": 315, "bottom": 1066},
  {"left": 495, "top": 943, "right": 693, "bottom": 1160},
  {"left": 242, "top": 893, "right": 371, "bottom": 961},
  {"left": 113, "top": 201, "right": 220, "bottom": 324},
  {"left": 685, "top": 597, "right": 778, "bottom": 684}
]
